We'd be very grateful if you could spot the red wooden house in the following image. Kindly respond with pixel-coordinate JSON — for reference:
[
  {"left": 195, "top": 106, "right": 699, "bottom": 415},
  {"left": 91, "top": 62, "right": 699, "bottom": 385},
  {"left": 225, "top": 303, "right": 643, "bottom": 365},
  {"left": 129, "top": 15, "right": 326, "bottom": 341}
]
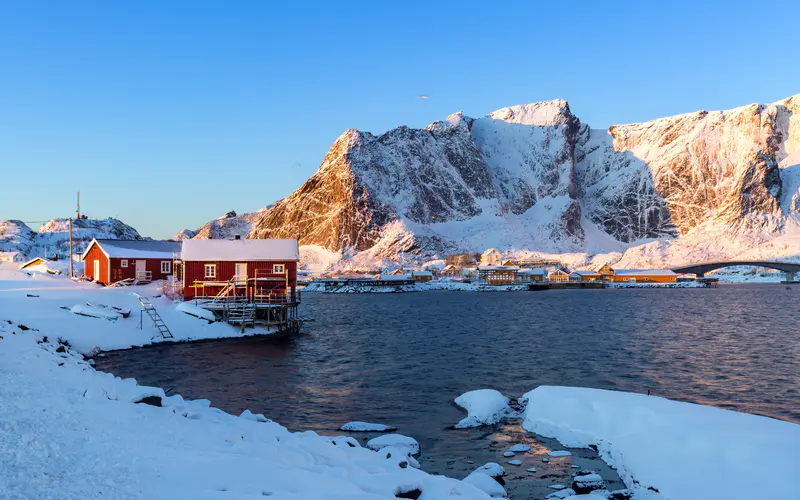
[
  {"left": 81, "top": 239, "right": 182, "bottom": 284},
  {"left": 180, "top": 239, "right": 299, "bottom": 301}
]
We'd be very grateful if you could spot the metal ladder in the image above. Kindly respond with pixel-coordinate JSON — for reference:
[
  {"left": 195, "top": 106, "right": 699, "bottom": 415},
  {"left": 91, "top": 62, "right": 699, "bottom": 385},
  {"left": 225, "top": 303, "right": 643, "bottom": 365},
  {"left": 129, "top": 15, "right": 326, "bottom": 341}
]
[{"left": 138, "top": 296, "right": 173, "bottom": 339}]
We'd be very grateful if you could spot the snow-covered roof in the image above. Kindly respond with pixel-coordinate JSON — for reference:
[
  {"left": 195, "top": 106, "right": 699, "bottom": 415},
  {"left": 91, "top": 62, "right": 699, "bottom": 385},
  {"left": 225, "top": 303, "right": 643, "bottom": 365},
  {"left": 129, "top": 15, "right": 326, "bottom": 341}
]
[
  {"left": 614, "top": 269, "right": 677, "bottom": 276},
  {"left": 181, "top": 239, "right": 299, "bottom": 262},
  {"left": 0, "top": 251, "right": 20, "bottom": 257},
  {"left": 412, "top": 270, "right": 433, "bottom": 276},
  {"left": 379, "top": 274, "right": 412, "bottom": 281},
  {"left": 82, "top": 239, "right": 181, "bottom": 260},
  {"left": 476, "top": 265, "right": 519, "bottom": 271},
  {"left": 571, "top": 270, "right": 601, "bottom": 276},
  {"left": 518, "top": 268, "right": 546, "bottom": 275}
]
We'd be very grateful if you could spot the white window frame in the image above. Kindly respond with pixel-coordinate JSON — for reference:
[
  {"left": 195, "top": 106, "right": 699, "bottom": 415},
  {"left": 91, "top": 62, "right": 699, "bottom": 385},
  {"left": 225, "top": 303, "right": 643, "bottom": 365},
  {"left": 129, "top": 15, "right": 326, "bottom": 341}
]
[
  {"left": 161, "top": 261, "right": 171, "bottom": 274},
  {"left": 642, "top": 277, "right": 649, "bottom": 281},
  {"left": 204, "top": 264, "right": 216, "bottom": 279},
  {"left": 273, "top": 264, "right": 285, "bottom": 274},
  {"left": 121, "top": 259, "right": 128, "bottom": 268}
]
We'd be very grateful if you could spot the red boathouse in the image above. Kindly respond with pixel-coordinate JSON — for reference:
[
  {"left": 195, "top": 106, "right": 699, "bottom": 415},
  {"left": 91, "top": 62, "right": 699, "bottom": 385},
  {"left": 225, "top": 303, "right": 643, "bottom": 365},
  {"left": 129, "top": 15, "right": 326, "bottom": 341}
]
[
  {"left": 81, "top": 239, "right": 182, "bottom": 284},
  {"left": 180, "top": 239, "right": 299, "bottom": 301}
]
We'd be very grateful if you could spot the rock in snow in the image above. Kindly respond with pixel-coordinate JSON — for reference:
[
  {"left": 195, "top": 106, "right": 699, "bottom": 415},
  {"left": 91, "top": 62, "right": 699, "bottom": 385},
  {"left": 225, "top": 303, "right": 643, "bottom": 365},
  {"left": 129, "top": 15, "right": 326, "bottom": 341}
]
[
  {"left": 453, "top": 389, "right": 511, "bottom": 428},
  {"left": 507, "top": 444, "right": 531, "bottom": 453},
  {"left": 502, "top": 451, "right": 515, "bottom": 457},
  {"left": 462, "top": 471, "right": 507, "bottom": 498},
  {"left": 547, "top": 450, "right": 572, "bottom": 457},
  {"left": 365, "top": 434, "right": 420, "bottom": 455},
  {"left": 507, "top": 459, "right": 522, "bottom": 466},
  {"left": 340, "top": 421, "right": 398, "bottom": 432},
  {"left": 522, "top": 386, "right": 800, "bottom": 500},
  {"left": 571, "top": 472, "right": 606, "bottom": 494}
]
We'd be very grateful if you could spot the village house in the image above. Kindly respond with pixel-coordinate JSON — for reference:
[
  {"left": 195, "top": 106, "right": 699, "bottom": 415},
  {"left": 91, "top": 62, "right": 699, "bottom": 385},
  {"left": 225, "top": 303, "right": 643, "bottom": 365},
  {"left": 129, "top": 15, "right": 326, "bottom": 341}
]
[
  {"left": 81, "top": 239, "right": 181, "bottom": 284},
  {"left": 442, "top": 264, "right": 460, "bottom": 278},
  {"left": 516, "top": 268, "right": 547, "bottom": 283},
  {"left": 181, "top": 238, "right": 299, "bottom": 301},
  {"left": 411, "top": 270, "right": 433, "bottom": 283},
  {"left": 597, "top": 263, "right": 678, "bottom": 283},
  {"left": 388, "top": 269, "right": 406, "bottom": 275},
  {"left": 0, "top": 251, "right": 26, "bottom": 263},
  {"left": 476, "top": 265, "right": 519, "bottom": 285},
  {"left": 569, "top": 270, "right": 602, "bottom": 282},
  {"left": 480, "top": 248, "right": 502, "bottom": 266},
  {"left": 547, "top": 268, "right": 570, "bottom": 283}
]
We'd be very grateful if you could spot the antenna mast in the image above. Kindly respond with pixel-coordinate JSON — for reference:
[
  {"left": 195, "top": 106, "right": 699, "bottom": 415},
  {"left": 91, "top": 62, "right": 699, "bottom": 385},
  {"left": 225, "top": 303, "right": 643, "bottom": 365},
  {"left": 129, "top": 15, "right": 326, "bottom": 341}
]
[{"left": 76, "top": 191, "right": 81, "bottom": 219}]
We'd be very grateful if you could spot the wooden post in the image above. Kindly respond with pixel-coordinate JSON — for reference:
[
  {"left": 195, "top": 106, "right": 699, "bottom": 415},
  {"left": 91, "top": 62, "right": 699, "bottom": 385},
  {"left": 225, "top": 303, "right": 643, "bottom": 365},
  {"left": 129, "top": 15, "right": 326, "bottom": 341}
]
[{"left": 68, "top": 218, "right": 74, "bottom": 278}]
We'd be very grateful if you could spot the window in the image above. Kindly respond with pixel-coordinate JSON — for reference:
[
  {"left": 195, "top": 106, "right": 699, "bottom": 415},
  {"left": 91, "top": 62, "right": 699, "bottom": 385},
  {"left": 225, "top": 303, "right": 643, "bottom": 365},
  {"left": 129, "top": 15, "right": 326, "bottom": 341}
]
[
  {"left": 161, "top": 261, "right": 171, "bottom": 274},
  {"left": 204, "top": 264, "right": 216, "bottom": 279},
  {"left": 642, "top": 277, "right": 649, "bottom": 281},
  {"left": 273, "top": 264, "right": 285, "bottom": 274},
  {"left": 121, "top": 259, "right": 128, "bottom": 268}
]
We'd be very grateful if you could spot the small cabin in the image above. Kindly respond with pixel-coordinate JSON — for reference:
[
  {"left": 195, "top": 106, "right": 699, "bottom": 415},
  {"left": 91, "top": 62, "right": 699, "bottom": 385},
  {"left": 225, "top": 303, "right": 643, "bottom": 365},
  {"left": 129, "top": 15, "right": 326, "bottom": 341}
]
[
  {"left": 81, "top": 239, "right": 181, "bottom": 284},
  {"left": 442, "top": 264, "right": 460, "bottom": 277},
  {"left": 596, "top": 264, "right": 677, "bottom": 283},
  {"left": 181, "top": 238, "right": 299, "bottom": 300},
  {"left": 411, "top": 270, "right": 433, "bottom": 283},
  {"left": 388, "top": 269, "right": 406, "bottom": 275},
  {"left": 18, "top": 257, "right": 48, "bottom": 270}
]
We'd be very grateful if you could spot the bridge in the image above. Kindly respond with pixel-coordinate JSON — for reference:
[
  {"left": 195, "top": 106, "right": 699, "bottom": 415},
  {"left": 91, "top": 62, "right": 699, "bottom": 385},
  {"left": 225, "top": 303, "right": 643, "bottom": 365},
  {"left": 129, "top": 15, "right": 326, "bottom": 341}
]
[{"left": 672, "top": 261, "right": 800, "bottom": 281}]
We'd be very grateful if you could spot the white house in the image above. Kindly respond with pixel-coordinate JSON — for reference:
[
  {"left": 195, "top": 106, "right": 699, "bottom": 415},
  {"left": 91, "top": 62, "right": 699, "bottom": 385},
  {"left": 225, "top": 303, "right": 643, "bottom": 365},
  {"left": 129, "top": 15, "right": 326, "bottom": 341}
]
[
  {"left": 480, "top": 248, "right": 502, "bottom": 266},
  {"left": 0, "top": 251, "right": 25, "bottom": 263}
]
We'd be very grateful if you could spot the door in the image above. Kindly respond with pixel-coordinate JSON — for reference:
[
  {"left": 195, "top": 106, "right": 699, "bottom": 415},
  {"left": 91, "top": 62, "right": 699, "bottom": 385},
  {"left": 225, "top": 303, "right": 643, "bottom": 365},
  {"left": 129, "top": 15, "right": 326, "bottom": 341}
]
[
  {"left": 136, "top": 260, "right": 146, "bottom": 280},
  {"left": 93, "top": 260, "right": 100, "bottom": 281},
  {"left": 235, "top": 263, "right": 248, "bottom": 282}
]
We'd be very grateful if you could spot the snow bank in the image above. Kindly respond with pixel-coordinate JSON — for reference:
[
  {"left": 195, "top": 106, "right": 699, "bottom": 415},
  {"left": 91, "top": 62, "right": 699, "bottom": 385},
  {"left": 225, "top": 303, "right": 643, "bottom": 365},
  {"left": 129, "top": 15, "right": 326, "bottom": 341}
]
[
  {"left": 340, "top": 421, "right": 397, "bottom": 432},
  {"left": 454, "top": 389, "right": 511, "bottom": 428},
  {"left": 522, "top": 386, "right": 800, "bottom": 500},
  {"left": 176, "top": 302, "right": 216, "bottom": 322},
  {"left": 0, "top": 324, "right": 490, "bottom": 499}
]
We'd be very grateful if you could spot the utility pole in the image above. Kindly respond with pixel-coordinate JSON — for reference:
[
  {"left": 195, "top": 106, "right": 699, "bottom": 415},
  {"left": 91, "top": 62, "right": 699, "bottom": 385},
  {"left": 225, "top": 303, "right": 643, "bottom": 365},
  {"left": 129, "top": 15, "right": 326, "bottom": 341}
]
[{"left": 69, "top": 218, "right": 74, "bottom": 278}]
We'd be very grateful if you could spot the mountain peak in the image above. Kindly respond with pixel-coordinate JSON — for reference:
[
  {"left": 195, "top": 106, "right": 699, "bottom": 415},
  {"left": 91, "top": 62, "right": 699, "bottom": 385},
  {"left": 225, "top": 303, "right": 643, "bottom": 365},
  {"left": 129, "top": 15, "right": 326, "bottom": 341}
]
[{"left": 486, "top": 99, "right": 573, "bottom": 127}]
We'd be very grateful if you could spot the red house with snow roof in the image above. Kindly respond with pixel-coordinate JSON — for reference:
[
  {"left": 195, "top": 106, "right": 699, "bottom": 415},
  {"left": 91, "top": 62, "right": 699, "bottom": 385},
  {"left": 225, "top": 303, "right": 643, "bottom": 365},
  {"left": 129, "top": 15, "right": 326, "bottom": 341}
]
[
  {"left": 180, "top": 239, "right": 299, "bottom": 301},
  {"left": 81, "top": 239, "right": 182, "bottom": 284}
]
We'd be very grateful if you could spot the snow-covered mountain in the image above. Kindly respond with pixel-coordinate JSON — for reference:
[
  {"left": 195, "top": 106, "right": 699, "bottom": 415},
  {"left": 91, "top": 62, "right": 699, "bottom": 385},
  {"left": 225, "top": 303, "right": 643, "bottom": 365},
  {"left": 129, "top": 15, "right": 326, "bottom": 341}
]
[
  {"left": 0, "top": 218, "right": 142, "bottom": 260},
  {"left": 174, "top": 208, "right": 271, "bottom": 241},
  {"left": 238, "top": 94, "right": 800, "bottom": 269}
]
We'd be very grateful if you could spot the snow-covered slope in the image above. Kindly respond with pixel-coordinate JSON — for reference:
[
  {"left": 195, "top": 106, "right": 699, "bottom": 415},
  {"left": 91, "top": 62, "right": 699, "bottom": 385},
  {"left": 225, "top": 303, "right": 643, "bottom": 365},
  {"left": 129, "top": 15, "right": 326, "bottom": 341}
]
[
  {"left": 0, "top": 218, "right": 142, "bottom": 261},
  {"left": 199, "top": 93, "right": 800, "bottom": 270},
  {"left": 175, "top": 208, "right": 271, "bottom": 241}
]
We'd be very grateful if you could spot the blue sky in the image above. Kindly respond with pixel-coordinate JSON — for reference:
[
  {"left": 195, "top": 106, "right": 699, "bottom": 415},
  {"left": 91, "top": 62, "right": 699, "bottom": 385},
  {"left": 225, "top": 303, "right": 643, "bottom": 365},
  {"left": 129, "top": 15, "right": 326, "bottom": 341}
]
[{"left": 1, "top": 1, "right": 798, "bottom": 238}]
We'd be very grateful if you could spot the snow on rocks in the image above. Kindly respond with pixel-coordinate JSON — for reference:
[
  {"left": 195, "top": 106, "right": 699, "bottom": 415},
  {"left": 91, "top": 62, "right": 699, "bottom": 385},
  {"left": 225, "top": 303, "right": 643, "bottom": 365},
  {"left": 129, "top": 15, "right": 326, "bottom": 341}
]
[
  {"left": 506, "top": 459, "right": 522, "bottom": 466},
  {"left": 526, "top": 467, "right": 537, "bottom": 473},
  {"left": 522, "top": 385, "right": 800, "bottom": 500},
  {"left": 502, "top": 451, "right": 515, "bottom": 457},
  {"left": 545, "top": 488, "right": 576, "bottom": 499},
  {"left": 470, "top": 462, "right": 505, "bottom": 481},
  {"left": 453, "top": 389, "right": 511, "bottom": 428},
  {"left": 366, "top": 434, "right": 420, "bottom": 455},
  {"left": 0, "top": 326, "right": 491, "bottom": 499},
  {"left": 571, "top": 472, "right": 605, "bottom": 494},
  {"left": 547, "top": 450, "right": 572, "bottom": 457},
  {"left": 340, "top": 421, "right": 398, "bottom": 432},
  {"left": 70, "top": 304, "right": 119, "bottom": 320},
  {"left": 548, "top": 484, "right": 566, "bottom": 490},
  {"left": 507, "top": 443, "right": 530, "bottom": 452},
  {"left": 462, "top": 472, "right": 507, "bottom": 498}
]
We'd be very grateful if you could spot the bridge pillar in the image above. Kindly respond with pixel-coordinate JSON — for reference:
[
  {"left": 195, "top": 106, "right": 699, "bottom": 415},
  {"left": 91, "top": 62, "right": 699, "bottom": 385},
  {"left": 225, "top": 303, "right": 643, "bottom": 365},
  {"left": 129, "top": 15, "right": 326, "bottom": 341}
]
[
  {"left": 787, "top": 271, "right": 796, "bottom": 282},
  {"left": 696, "top": 272, "right": 704, "bottom": 279}
]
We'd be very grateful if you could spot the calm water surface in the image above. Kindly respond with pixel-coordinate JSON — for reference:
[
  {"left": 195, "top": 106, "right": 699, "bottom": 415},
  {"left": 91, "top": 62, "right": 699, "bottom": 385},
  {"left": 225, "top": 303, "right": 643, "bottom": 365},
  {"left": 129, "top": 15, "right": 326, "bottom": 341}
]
[{"left": 95, "top": 285, "right": 800, "bottom": 495}]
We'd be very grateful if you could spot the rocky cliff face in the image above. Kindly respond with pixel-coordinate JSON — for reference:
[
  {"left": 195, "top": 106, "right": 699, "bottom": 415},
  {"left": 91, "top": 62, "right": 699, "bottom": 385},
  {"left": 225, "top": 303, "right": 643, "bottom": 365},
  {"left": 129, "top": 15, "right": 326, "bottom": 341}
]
[{"left": 227, "top": 94, "right": 800, "bottom": 262}]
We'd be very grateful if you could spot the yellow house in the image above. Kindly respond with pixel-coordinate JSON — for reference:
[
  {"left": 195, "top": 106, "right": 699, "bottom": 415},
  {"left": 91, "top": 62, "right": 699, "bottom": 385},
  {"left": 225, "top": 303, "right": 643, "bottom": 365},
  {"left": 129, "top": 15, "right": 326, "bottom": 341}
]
[
  {"left": 598, "top": 264, "right": 678, "bottom": 283},
  {"left": 502, "top": 260, "right": 516, "bottom": 267},
  {"left": 548, "top": 269, "right": 570, "bottom": 282},
  {"left": 442, "top": 264, "right": 460, "bottom": 277},
  {"left": 411, "top": 270, "right": 433, "bottom": 282},
  {"left": 19, "top": 257, "right": 48, "bottom": 270}
]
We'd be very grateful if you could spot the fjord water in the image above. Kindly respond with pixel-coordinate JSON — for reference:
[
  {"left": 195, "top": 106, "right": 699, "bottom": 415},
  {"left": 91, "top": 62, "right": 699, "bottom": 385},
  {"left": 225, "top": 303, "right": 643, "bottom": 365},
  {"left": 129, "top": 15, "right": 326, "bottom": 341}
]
[{"left": 95, "top": 285, "right": 799, "bottom": 488}]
